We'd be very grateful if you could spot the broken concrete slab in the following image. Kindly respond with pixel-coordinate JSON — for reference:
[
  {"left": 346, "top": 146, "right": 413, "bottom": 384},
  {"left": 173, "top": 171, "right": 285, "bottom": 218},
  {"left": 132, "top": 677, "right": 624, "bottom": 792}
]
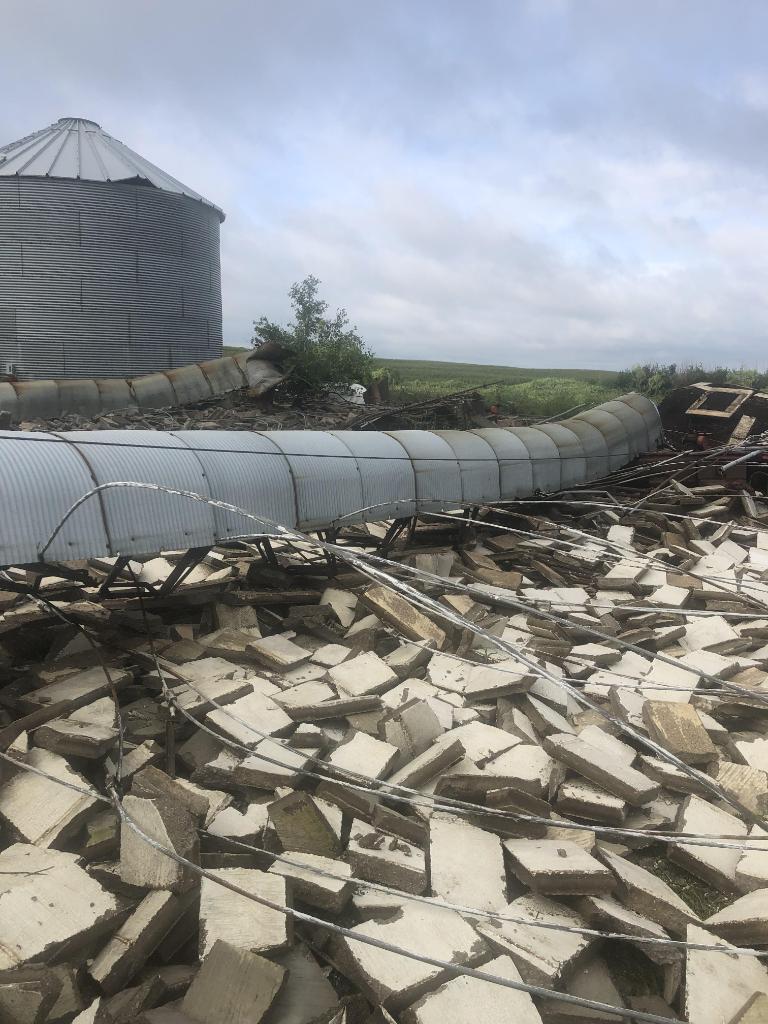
[
  {"left": 268, "top": 790, "right": 342, "bottom": 859},
  {"left": 181, "top": 939, "right": 285, "bottom": 1024},
  {"left": 670, "top": 795, "right": 748, "bottom": 893},
  {"left": 599, "top": 850, "right": 700, "bottom": 936},
  {"left": 327, "top": 731, "right": 399, "bottom": 781},
  {"left": 360, "top": 584, "right": 446, "bottom": 649},
  {"left": 543, "top": 733, "right": 659, "bottom": 806},
  {"left": 736, "top": 826, "right": 768, "bottom": 892},
  {"left": 504, "top": 839, "right": 615, "bottom": 896},
  {"left": 0, "top": 747, "right": 100, "bottom": 848},
  {"left": 642, "top": 700, "right": 717, "bottom": 765},
  {"left": 685, "top": 924, "right": 768, "bottom": 1024},
  {"left": 429, "top": 814, "right": 506, "bottom": 910},
  {"left": 328, "top": 652, "right": 398, "bottom": 698},
  {"left": 89, "top": 890, "right": 183, "bottom": 995},
  {"left": 347, "top": 821, "right": 427, "bottom": 895},
  {"left": 704, "top": 888, "right": 768, "bottom": 945},
  {"left": 120, "top": 795, "right": 199, "bottom": 893},
  {"left": 400, "top": 954, "right": 542, "bottom": 1024},
  {"left": 0, "top": 844, "right": 121, "bottom": 969},
  {"left": 198, "top": 868, "right": 291, "bottom": 957},
  {"left": 475, "top": 894, "right": 593, "bottom": 987},
  {"left": 331, "top": 903, "right": 489, "bottom": 1009},
  {"left": 269, "top": 851, "right": 353, "bottom": 912}
]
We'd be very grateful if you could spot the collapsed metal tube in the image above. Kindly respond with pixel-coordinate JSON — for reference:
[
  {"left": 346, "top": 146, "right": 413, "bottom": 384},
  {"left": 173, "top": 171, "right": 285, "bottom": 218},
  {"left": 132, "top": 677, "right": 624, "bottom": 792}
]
[{"left": 0, "top": 392, "right": 661, "bottom": 566}]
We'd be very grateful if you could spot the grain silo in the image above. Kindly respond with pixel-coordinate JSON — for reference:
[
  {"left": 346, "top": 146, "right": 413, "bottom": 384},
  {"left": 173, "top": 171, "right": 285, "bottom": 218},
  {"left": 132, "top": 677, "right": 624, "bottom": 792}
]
[{"left": 0, "top": 117, "right": 224, "bottom": 379}]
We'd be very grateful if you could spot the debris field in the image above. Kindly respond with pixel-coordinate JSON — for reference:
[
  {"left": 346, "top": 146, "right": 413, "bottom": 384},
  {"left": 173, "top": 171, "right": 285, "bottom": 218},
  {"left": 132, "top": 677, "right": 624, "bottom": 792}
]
[{"left": 2, "top": 465, "right": 768, "bottom": 1023}]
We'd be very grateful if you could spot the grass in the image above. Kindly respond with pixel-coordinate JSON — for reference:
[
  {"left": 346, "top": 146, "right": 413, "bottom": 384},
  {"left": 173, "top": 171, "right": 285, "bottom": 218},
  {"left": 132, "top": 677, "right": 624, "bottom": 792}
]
[{"left": 374, "top": 358, "right": 622, "bottom": 418}]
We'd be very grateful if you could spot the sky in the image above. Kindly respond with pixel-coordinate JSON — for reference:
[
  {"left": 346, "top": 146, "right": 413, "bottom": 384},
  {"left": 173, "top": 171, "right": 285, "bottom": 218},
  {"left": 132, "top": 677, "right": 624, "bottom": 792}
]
[{"left": 2, "top": 0, "right": 767, "bottom": 369}]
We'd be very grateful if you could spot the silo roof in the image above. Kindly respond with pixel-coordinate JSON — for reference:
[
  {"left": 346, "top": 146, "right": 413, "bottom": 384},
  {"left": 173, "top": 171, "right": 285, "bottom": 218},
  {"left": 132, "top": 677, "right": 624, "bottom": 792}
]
[{"left": 0, "top": 117, "right": 225, "bottom": 221}]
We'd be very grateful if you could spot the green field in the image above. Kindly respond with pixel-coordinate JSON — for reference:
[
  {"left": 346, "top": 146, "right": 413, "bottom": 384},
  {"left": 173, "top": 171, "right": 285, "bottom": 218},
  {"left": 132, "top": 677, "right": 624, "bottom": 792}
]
[{"left": 373, "top": 358, "right": 621, "bottom": 417}]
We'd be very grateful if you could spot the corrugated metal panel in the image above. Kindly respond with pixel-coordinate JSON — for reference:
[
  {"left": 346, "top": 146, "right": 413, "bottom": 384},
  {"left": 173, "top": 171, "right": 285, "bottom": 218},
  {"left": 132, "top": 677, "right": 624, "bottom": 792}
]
[
  {"left": 61, "top": 430, "right": 215, "bottom": 554},
  {"left": 131, "top": 374, "right": 176, "bottom": 409},
  {"left": 329, "top": 431, "right": 416, "bottom": 522},
  {"left": 572, "top": 408, "right": 629, "bottom": 472},
  {"left": 0, "top": 176, "right": 222, "bottom": 380},
  {"left": 57, "top": 379, "right": 102, "bottom": 418},
  {"left": 0, "top": 384, "right": 18, "bottom": 420},
  {"left": 166, "top": 365, "right": 212, "bottom": 405},
  {"left": 0, "top": 118, "right": 224, "bottom": 219},
  {"left": 534, "top": 424, "right": 587, "bottom": 490},
  {"left": 171, "top": 431, "right": 296, "bottom": 540},
  {"left": 199, "top": 356, "right": 246, "bottom": 394},
  {"left": 264, "top": 432, "right": 364, "bottom": 532},
  {"left": 96, "top": 379, "right": 136, "bottom": 412},
  {"left": 12, "top": 381, "right": 61, "bottom": 420},
  {"left": 508, "top": 427, "right": 562, "bottom": 492},
  {"left": 471, "top": 428, "right": 535, "bottom": 498},
  {"left": 385, "top": 431, "right": 463, "bottom": 510},
  {"left": 619, "top": 393, "right": 663, "bottom": 445},
  {"left": 559, "top": 417, "right": 611, "bottom": 481},
  {"left": 0, "top": 431, "right": 110, "bottom": 563},
  {"left": 434, "top": 430, "right": 501, "bottom": 504},
  {"left": 599, "top": 399, "right": 650, "bottom": 455}
]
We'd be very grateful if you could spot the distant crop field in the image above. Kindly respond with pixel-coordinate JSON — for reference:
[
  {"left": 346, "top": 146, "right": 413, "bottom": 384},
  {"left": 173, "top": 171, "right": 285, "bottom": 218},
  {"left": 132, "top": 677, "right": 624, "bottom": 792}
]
[{"left": 373, "top": 358, "right": 622, "bottom": 417}]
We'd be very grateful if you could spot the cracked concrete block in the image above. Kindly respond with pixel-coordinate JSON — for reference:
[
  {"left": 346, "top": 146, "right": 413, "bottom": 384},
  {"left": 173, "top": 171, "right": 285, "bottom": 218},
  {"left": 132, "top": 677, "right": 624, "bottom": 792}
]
[
  {"left": 736, "top": 827, "right": 768, "bottom": 892},
  {"left": 247, "top": 635, "right": 310, "bottom": 671},
  {"left": 328, "top": 652, "right": 398, "bottom": 698},
  {"left": 475, "top": 894, "right": 593, "bottom": 988},
  {"left": 577, "top": 895, "right": 679, "bottom": 965},
  {"left": 310, "top": 643, "right": 352, "bottom": 668},
  {"left": 705, "top": 888, "right": 768, "bottom": 945},
  {"left": 360, "top": 585, "right": 446, "bottom": 649},
  {"left": 485, "top": 743, "right": 553, "bottom": 798},
  {"left": 685, "top": 925, "right": 768, "bottom": 1024},
  {"left": 429, "top": 814, "right": 506, "bottom": 910},
  {"left": 0, "top": 844, "right": 121, "bottom": 970},
  {"left": 504, "top": 839, "right": 615, "bottom": 896},
  {"left": 642, "top": 701, "right": 717, "bottom": 765},
  {"left": 320, "top": 587, "right": 358, "bottom": 628},
  {"left": 347, "top": 820, "right": 427, "bottom": 894},
  {"left": 327, "top": 731, "right": 399, "bottom": 780},
  {"left": 182, "top": 940, "right": 285, "bottom": 1024},
  {"left": 543, "top": 733, "right": 658, "bottom": 806},
  {"left": 555, "top": 779, "right": 627, "bottom": 825},
  {"left": 331, "top": 903, "right": 489, "bottom": 1009},
  {"left": 670, "top": 796, "right": 748, "bottom": 893},
  {"left": 120, "top": 795, "right": 199, "bottom": 893},
  {"left": 199, "top": 869, "right": 291, "bottom": 957},
  {"left": 89, "top": 890, "right": 183, "bottom": 994},
  {"left": 400, "top": 954, "right": 542, "bottom": 1024},
  {"left": 378, "top": 698, "right": 443, "bottom": 767},
  {"left": 386, "top": 737, "right": 465, "bottom": 790},
  {"left": 268, "top": 790, "right": 342, "bottom": 859},
  {"left": 599, "top": 850, "right": 700, "bottom": 936},
  {"left": 0, "top": 748, "right": 100, "bottom": 848},
  {"left": 206, "top": 687, "right": 293, "bottom": 747},
  {"left": 269, "top": 851, "right": 352, "bottom": 912},
  {"left": 233, "top": 739, "right": 310, "bottom": 790}
]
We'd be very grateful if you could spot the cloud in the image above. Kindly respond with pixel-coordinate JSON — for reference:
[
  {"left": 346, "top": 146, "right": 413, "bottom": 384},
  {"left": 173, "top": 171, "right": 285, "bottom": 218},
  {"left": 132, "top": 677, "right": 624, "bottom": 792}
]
[{"left": 2, "top": 0, "right": 768, "bottom": 368}]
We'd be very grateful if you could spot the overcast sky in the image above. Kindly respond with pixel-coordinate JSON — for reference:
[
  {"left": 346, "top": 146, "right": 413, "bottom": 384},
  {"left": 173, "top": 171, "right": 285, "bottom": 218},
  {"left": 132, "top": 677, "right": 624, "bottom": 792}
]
[{"left": 3, "top": 1, "right": 767, "bottom": 369}]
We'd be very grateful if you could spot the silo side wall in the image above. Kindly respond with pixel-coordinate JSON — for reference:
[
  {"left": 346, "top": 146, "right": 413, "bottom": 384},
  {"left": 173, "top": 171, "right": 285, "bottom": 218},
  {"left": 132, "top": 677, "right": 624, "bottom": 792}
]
[{"left": 0, "top": 176, "right": 222, "bottom": 379}]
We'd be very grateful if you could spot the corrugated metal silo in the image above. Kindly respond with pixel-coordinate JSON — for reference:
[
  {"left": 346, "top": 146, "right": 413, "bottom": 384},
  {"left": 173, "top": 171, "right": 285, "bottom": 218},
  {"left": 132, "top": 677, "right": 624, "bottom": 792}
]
[{"left": 0, "top": 117, "right": 224, "bottom": 379}]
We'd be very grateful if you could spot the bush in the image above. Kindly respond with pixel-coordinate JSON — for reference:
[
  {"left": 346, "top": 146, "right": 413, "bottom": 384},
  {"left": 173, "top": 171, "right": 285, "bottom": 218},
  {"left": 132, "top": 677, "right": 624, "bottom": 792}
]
[{"left": 252, "top": 276, "right": 374, "bottom": 395}]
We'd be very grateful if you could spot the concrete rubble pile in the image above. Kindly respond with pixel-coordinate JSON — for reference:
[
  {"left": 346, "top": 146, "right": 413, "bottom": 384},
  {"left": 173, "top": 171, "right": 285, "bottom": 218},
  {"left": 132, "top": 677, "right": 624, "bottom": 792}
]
[{"left": 2, "top": 485, "right": 768, "bottom": 1023}]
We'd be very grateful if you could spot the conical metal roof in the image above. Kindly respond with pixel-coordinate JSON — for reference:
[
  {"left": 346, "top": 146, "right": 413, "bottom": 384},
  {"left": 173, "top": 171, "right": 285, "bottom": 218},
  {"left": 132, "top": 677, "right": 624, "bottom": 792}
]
[{"left": 0, "top": 117, "right": 224, "bottom": 220}]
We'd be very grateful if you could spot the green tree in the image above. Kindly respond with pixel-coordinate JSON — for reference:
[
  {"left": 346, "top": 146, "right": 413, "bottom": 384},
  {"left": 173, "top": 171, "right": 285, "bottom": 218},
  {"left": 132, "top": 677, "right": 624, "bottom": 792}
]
[{"left": 253, "top": 275, "right": 374, "bottom": 394}]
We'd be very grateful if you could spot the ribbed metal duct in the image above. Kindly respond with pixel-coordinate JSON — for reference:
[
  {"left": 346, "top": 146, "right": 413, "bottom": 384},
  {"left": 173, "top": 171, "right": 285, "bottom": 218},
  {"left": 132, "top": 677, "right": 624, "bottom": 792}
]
[{"left": 0, "top": 393, "right": 661, "bottom": 566}]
